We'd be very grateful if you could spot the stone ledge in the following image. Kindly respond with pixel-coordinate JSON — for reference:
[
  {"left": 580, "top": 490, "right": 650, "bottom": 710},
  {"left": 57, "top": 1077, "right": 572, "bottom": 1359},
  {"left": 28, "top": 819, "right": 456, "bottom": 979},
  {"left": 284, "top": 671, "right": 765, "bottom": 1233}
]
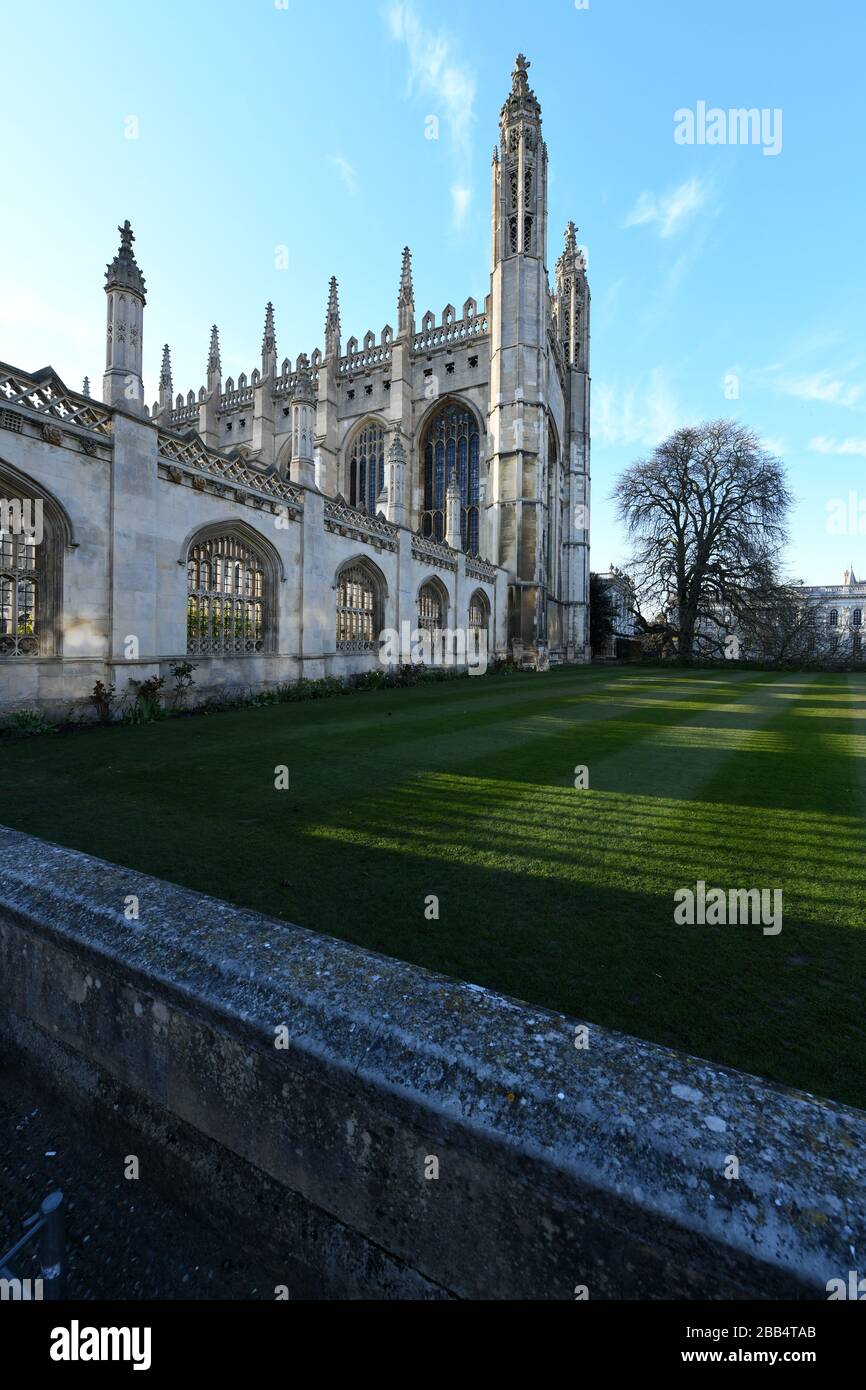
[{"left": 0, "top": 825, "right": 863, "bottom": 1299}]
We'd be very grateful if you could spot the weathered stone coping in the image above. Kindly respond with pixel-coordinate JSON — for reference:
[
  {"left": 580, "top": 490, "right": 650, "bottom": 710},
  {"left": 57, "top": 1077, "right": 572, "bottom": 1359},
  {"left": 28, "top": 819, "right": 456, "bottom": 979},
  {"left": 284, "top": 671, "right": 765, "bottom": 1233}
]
[{"left": 0, "top": 825, "right": 863, "bottom": 1299}]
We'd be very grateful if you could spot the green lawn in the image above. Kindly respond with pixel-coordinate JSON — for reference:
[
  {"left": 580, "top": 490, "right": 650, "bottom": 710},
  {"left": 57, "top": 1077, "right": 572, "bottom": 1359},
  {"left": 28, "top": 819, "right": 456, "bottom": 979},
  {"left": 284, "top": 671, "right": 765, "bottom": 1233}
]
[{"left": 2, "top": 666, "right": 865, "bottom": 1108}]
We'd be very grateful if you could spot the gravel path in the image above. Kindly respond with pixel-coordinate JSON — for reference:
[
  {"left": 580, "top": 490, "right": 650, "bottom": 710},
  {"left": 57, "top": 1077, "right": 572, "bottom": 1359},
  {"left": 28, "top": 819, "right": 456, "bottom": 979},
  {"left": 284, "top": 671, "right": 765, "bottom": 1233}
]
[{"left": 0, "top": 1062, "right": 275, "bottom": 1300}]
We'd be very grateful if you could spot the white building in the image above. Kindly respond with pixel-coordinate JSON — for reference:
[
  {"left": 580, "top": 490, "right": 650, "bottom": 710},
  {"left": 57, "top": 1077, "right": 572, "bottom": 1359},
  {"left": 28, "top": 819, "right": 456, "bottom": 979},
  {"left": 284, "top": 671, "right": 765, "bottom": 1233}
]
[{"left": 0, "top": 57, "right": 591, "bottom": 716}]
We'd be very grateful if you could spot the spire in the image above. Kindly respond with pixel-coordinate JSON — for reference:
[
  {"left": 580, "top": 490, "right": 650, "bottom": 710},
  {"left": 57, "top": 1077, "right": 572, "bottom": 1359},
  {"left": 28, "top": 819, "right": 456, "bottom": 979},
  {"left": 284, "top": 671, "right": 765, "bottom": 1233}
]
[
  {"left": 208, "top": 324, "right": 221, "bottom": 375},
  {"left": 261, "top": 301, "right": 277, "bottom": 376},
  {"left": 104, "top": 219, "right": 146, "bottom": 301},
  {"left": 564, "top": 221, "right": 577, "bottom": 257},
  {"left": 160, "top": 344, "right": 173, "bottom": 391},
  {"left": 324, "top": 276, "right": 341, "bottom": 359},
  {"left": 159, "top": 344, "right": 173, "bottom": 413},
  {"left": 205, "top": 324, "right": 222, "bottom": 398},
  {"left": 82, "top": 376, "right": 91, "bottom": 398},
  {"left": 397, "top": 247, "right": 415, "bottom": 338}
]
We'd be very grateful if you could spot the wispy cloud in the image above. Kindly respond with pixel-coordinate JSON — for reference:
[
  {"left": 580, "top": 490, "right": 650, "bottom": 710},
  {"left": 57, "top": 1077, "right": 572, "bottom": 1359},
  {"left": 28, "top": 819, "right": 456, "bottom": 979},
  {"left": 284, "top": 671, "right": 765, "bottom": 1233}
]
[
  {"left": 595, "top": 368, "right": 683, "bottom": 448},
  {"left": 810, "top": 435, "right": 866, "bottom": 457},
  {"left": 775, "top": 372, "right": 864, "bottom": 407},
  {"left": 328, "top": 154, "right": 358, "bottom": 196},
  {"left": 624, "top": 176, "right": 710, "bottom": 238},
  {"left": 386, "top": 1, "right": 476, "bottom": 230}
]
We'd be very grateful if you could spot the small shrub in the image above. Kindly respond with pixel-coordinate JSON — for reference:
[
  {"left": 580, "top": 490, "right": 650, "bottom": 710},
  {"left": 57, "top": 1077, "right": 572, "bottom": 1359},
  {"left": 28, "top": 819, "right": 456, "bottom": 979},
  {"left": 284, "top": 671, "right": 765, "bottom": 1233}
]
[
  {"left": 169, "top": 660, "right": 197, "bottom": 704},
  {"left": 137, "top": 675, "right": 166, "bottom": 703},
  {"left": 6, "top": 708, "right": 54, "bottom": 737},
  {"left": 123, "top": 696, "right": 167, "bottom": 725},
  {"left": 90, "top": 680, "right": 117, "bottom": 724}
]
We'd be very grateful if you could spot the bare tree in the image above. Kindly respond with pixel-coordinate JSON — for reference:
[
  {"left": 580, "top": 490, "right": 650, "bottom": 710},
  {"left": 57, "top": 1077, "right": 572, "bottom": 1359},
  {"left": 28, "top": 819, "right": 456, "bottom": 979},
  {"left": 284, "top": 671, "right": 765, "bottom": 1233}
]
[{"left": 613, "top": 421, "right": 792, "bottom": 662}]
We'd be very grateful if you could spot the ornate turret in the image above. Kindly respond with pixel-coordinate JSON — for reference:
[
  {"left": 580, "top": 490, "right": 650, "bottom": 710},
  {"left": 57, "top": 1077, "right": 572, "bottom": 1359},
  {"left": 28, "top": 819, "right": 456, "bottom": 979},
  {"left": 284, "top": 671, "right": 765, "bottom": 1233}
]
[
  {"left": 555, "top": 221, "right": 589, "bottom": 368},
  {"left": 492, "top": 55, "right": 547, "bottom": 265},
  {"left": 324, "top": 277, "right": 341, "bottom": 360},
  {"left": 261, "top": 301, "right": 277, "bottom": 378},
  {"left": 397, "top": 247, "right": 415, "bottom": 339},
  {"left": 385, "top": 426, "right": 407, "bottom": 527},
  {"left": 290, "top": 354, "right": 316, "bottom": 488},
  {"left": 102, "top": 220, "right": 147, "bottom": 413}
]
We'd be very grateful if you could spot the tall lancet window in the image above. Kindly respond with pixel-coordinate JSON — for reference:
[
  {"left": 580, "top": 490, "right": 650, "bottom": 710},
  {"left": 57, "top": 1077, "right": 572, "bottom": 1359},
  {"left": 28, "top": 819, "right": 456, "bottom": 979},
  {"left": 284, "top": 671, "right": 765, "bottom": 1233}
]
[
  {"left": 420, "top": 402, "right": 480, "bottom": 554},
  {"left": 348, "top": 422, "right": 386, "bottom": 514},
  {"left": 336, "top": 560, "right": 382, "bottom": 652},
  {"left": 0, "top": 478, "right": 65, "bottom": 659},
  {"left": 0, "top": 526, "right": 38, "bottom": 656},
  {"left": 186, "top": 530, "right": 272, "bottom": 654}
]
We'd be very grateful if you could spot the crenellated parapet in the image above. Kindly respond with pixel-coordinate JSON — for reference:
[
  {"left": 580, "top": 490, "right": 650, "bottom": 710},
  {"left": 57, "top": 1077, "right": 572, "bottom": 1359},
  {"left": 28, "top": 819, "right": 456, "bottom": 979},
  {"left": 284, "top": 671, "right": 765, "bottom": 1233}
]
[
  {"left": 412, "top": 300, "right": 488, "bottom": 354},
  {"left": 339, "top": 329, "right": 393, "bottom": 377}
]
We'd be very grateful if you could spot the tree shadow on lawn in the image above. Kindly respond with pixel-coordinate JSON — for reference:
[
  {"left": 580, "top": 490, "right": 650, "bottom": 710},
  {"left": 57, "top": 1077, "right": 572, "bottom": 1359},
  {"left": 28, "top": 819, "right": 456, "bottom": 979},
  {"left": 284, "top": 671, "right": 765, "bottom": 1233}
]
[{"left": 288, "top": 816, "right": 865, "bottom": 1111}]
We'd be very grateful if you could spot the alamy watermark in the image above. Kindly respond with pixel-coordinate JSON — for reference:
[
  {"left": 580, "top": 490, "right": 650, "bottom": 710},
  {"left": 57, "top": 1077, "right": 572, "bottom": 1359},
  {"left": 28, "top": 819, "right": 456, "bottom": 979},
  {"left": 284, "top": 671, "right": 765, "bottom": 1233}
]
[
  {"left": 674, "top": 881, "right": 782, "bottom": 935},
  {"left": 674, "top": 102, "right": 782, "bottom": 156},
  {"left": 0, "top": 498, "right": 43, "bottom": 544},
  {"left": 379, "top": 623, "right": 488, "bottom": 675}
]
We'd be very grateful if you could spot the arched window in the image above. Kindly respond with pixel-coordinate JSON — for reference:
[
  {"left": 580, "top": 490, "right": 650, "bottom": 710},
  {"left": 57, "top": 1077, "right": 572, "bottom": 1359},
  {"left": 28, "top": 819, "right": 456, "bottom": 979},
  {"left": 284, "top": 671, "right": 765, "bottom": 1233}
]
[
  {"left": 854, "top": 609, "right": 862, "bottom": 628},
  {"left": 829, "top": 608, "right": 838, "bottom": 627},
  {"left": 0, "top": 525, "right": 38, "bottom": 656},
  {"left": 0, "top": 475, "right": 67, "bottom": 658},
  {"left": 336, "top": 561, "right": 382, "bottom": 651},
  {"left": 348, "top": 422, "right": 385, "bottom": 514},
  {"left": 420, "top": 402, "right": 480, "bottom": 554},
  {"left": 418, "top": 580, "right": 447, "bottom": 633},
  {"left": 468, "top": 589, "right": 490, "bottom": 633},
  {"left": 187, "top": 530, "right": 271, "bottom": 654}
]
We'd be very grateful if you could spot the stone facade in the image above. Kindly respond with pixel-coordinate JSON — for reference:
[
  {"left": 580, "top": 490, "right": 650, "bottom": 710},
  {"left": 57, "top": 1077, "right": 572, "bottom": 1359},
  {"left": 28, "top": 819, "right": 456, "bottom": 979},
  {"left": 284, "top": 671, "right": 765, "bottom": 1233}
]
[{"left": 0, "top": 56, "right": 590, "bottom": 715}]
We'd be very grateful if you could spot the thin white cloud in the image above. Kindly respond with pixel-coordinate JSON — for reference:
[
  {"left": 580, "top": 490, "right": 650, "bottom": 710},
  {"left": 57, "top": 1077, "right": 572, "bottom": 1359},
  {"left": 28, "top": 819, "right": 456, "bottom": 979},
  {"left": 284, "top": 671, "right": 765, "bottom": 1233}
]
[
  {"left": 624, "top": 176, "right": 710, "bottom": 238},
  {"left": 810, "top": 435, "right": 866, "bottom": 457},
  {"left": 386, "top": 1, "right": 476, "bottom": 230},
  {"left": 595, "top": 368, "right": 683, "bottom": 448},
  {"left": 776, "top": 372, "right": 864, "bottom": 407},
  {"left": 328, "top": 154, "right": 358, "bottom": 196},
  {"left": 450, "top": 184, "right": 471, "bottom": 230}
]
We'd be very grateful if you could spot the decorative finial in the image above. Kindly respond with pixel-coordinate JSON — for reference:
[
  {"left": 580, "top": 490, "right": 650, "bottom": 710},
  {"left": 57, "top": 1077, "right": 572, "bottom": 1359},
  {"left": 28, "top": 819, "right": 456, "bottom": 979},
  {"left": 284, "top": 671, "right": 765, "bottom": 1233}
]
[
  {"left": 104, "top": 218, "right": 146, "bottom": 301},
  {"left": 512, "top": 54, "right": 531, "bottom": 94},
  {"left": 82, "top": 375, "right": 91, "bottom": 398},
  {"left": 565, "top": 221, "right": 577, "bottom": 254},
  {"left": 397, "top": 247, "right": 415, "bottom": 337},
  {"left": 262, "top": 301, "right": 276, "bottom": 355},
  {"left": 208, "top": 324, "right": 221, "bottom": 375},
  {"left": 324, "top": 276, "right": 341, "bottom": 357},
  {"left": 399, "top": 247, "right": 414, "bottom": 304},
  {"left": 159, "top": 344, "right": 173, "bottom": 389}
]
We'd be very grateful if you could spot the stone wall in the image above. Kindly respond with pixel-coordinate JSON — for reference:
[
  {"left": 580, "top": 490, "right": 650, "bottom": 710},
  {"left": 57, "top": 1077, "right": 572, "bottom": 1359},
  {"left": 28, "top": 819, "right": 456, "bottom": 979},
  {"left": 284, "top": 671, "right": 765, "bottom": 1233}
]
[
  {"left": 1, "top": 825, "right": 862, "bottom": 1300},
  {"left": 0, "top": 397, "right": 506, "bottom": 715}
]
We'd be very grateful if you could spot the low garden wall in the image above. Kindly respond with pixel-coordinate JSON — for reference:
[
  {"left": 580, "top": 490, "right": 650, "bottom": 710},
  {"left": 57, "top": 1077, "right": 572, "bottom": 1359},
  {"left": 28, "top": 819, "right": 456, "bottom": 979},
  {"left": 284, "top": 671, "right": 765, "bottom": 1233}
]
[{"left": 0, "top": 825, "right": 863, "bottom": 1299}]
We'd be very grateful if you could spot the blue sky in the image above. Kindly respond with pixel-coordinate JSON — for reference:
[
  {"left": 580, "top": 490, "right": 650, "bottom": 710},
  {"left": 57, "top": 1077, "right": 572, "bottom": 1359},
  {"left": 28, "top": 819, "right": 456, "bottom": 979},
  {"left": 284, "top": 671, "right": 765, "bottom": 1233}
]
[{"left": 1, "top": 0, "right": 864, "bottom": 583}]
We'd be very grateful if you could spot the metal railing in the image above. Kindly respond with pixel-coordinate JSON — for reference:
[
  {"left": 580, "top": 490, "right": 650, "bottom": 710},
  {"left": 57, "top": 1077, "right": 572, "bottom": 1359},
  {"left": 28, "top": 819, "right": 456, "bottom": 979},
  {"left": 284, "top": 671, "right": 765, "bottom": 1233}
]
[{"left": 0, "top": 1190, "right": 66, "bottom": 1300}]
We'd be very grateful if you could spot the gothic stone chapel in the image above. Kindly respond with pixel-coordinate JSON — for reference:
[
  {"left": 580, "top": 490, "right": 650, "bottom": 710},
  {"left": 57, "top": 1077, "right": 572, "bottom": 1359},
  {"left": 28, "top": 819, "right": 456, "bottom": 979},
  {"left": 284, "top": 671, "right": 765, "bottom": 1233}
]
[{"left": 0, "top": 56, "right": 591, "bottom": 715}]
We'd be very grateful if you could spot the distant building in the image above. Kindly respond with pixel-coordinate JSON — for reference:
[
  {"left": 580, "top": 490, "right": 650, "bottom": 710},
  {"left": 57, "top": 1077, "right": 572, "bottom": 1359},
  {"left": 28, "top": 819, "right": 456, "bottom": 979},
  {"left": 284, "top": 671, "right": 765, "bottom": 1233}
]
[{"left": 592, "top": 567, "right": 637, "bottom": 658}]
